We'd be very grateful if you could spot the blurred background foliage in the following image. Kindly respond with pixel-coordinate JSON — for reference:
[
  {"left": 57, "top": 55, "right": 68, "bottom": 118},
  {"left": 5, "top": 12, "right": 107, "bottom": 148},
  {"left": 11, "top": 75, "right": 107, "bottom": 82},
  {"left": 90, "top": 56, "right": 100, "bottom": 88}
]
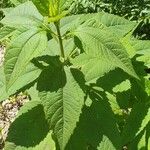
[
  {"left": 70, "top": 0, "right": 150, "bottom": 40},
  {"left": 0, "top": 0, "right": 150, "bottom": 39}
]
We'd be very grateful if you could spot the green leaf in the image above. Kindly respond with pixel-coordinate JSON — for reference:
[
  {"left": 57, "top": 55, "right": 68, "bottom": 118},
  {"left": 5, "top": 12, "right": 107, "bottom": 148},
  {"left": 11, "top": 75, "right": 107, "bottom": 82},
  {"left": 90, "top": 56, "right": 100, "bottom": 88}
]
[
  {"left": 32, "top": 0, "right": 49, "bottom": 16},
  {"left": 122, "top": 102, "right": 150, "bottom": 146},
  {"left": 97, "top": 135, "right": 116, "bottom": 150},
  {"left": 4, "top": 28, "right": 47, "bottom": 92},
  {"left": 33, "top": 131, "right": 56, "bottom": 150},
  {"left": 93, "top": 12, "right": 136, "bottom": 37},
  {"left": 66, "top": 92, "right": 122, "bottom": 150},
  {"left": 60, "top": 0, "right": 75, "bottom": 11},
  {"left": 0, "top": 8, "right": 14, "bottom": 16},
  {"left": 133, "top": 40, "right": 150, "bottom": 67},
  {"left": 1, "top": 1, "right": 43, "bottom": 28},
  {"left": 10, "top": 0, "right": 29, "bottom": 5},
  {"left": 5, "top": 101, "right": 50, "bottom": 150},
  {"left": 0, "top": 26, "right": 16, "bottom": 41},
  {"left": 72, "top": 27, "right": 138, "bottom": 82},
  {"left": 7, "top": 61, "right": 42, "bottom": 95},
  {"left": 37, "top": 66, "right": 85, "bottom": 150},
  {"left": 0, "top": 67, "right": 8, "bottom": 101},
  {"left": 61, "top": 12, "right": 136, "bottom": 37},
  {"left": 0, "top": 61, "right": 42, "bottom": 102}
]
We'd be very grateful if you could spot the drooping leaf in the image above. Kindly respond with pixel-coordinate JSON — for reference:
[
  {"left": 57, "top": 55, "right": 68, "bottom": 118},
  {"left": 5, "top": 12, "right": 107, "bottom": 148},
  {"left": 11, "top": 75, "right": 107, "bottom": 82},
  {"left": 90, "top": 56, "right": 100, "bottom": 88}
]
[
  {"left": 72, "top": 27, "right": 138, "bottom": 82},
  {"left": 1, "top": 1, "right": 43, "bottom": 28},
  {"left": 4, "top": 27, "right": 47, "bottom": 92},
  {"left": 37, "top": 65, "right": 85, "bottom": 150}
]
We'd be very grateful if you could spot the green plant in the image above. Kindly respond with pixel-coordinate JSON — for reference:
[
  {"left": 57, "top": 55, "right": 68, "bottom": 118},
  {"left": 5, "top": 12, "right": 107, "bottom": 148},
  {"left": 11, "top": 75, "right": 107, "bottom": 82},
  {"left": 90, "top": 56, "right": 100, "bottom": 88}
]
[
  {"left": 70, "top": 0, "right": 150, "bottom": 40},
  {"left": 0, "top": 0, "right": 150, "bottom": 150}
]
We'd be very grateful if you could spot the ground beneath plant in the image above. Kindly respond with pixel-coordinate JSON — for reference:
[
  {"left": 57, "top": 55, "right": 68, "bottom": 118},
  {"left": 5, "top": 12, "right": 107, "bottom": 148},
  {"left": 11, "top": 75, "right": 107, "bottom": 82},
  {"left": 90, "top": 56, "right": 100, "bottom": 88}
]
[{"left": 0, "top": 95, "right": 29, "bottom": 149}]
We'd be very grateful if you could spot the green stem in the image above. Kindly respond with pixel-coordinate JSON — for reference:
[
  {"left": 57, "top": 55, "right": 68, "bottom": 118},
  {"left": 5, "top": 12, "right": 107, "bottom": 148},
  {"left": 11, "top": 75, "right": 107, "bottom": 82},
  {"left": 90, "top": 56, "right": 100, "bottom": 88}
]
[{"left": 55, "top": 21, "right": 65, "bottom": 59}]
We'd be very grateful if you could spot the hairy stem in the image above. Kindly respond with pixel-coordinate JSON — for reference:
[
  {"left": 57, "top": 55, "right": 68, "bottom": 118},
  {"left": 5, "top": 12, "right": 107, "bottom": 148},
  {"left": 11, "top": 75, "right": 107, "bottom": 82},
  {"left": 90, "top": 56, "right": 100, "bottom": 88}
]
[{"left": 55, "top": 21, "right": 65, "bottom": 59}]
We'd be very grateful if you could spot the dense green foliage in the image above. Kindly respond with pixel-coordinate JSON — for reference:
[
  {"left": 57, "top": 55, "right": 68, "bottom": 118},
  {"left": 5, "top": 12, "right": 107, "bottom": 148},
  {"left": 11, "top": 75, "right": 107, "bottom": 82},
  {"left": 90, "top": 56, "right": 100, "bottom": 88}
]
[
  {"left": 0, "top": 0, "right": 150, "bottom": 150},
  {"left": 71, "top": 0, "right": 150, "bottom": 39}
]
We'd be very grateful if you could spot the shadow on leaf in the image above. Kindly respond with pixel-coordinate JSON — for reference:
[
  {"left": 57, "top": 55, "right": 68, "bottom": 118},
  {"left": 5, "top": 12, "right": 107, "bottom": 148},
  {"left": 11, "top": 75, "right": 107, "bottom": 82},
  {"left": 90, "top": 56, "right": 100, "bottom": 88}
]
[{"left": 6, "top": 104, "right": 49, "bottom": 148}]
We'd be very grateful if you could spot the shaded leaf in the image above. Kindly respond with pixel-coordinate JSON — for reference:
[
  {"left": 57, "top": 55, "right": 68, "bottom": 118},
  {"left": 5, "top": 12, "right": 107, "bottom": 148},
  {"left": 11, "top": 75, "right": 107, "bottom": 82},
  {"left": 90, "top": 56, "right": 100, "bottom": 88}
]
[
  {"left": 5, "top": 101, "right": 50, "bottom": 149},
  {"left": 37, "top": 65, "right": 85, "bottom": 150}
]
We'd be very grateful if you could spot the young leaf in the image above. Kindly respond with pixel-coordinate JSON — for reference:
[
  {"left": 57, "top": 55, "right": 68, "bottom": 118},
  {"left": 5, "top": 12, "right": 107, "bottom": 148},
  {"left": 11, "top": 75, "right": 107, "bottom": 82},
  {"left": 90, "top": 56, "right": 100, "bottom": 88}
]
[
  {"left": 4, "top": 28, "right": 47, "bottom": 91},
  {"left": 72, "top": 27, "right": 138, "bottom": 82},
  {"left": 1, "top": 1, "right": 43, "bottom": 28},
  {"left": 37, "top": 66, "right": 85, "bottom": 150}
]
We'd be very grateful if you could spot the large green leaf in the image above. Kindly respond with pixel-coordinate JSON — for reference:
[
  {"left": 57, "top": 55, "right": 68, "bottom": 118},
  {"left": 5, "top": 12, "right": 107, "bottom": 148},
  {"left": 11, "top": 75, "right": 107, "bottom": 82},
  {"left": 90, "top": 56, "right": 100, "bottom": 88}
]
[
  {"left": 1, "top": 1, "right": 43, "bottom": 28},
  {"left": 72, "top": 26, "right": 138, "bottom": 82},
  {"left": 4, "top": 27, "right": 47, "bottom": 91},
  {"left": 5, "top": 101, "right": 51, "bottom": 150},
  {"left": 61, "top": 12, "right": 136, "bottom": 37},
  {"left": 37, "top": 65, "right": 85, "bottom": 150}
]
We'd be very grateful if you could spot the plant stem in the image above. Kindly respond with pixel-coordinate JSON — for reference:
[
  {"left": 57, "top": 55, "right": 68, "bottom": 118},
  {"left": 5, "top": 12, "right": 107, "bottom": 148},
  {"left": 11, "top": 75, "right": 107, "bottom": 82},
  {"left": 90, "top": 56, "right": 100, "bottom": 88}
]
[{"left": 55, "top": 21, "right": 65, "bottom": 59}]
